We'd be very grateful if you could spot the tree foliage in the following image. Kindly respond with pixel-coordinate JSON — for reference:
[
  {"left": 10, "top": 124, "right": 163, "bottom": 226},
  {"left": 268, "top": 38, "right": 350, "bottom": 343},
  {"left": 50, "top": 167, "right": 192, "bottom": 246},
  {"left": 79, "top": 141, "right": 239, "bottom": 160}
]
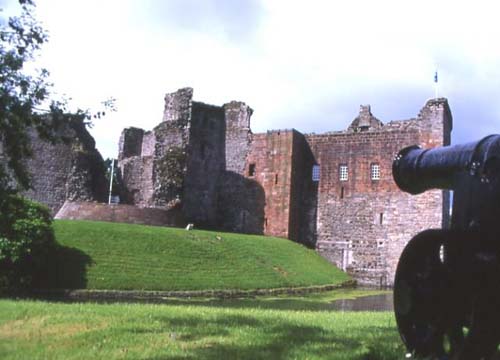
[
  {"left": 0, "top": 194, "right": 55, "bottom": 290},
  {"left": 0, "top": 0, "right": 112, "bottom": 289},
  {"left": 0, "top": 0, "right": 112, "bottom": 194}
]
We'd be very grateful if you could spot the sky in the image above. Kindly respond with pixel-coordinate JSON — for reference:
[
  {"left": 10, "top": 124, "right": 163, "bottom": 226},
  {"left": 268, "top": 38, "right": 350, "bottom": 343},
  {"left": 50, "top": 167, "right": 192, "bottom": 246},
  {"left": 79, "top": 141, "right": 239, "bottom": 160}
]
[{"left": 2, "top": 0, "right": 500, "bottom": 159}]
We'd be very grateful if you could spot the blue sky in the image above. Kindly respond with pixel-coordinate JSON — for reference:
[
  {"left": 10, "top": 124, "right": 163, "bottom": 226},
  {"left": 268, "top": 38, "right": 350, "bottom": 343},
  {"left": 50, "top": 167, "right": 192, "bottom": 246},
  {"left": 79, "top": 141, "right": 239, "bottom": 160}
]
[{"left": 2, "top": 0, "right": 500, "bottom": 159}]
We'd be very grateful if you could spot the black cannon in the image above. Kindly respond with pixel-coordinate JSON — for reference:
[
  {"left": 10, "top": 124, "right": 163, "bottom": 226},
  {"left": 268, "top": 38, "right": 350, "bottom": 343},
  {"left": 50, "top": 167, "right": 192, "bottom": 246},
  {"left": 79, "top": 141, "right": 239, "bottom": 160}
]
[{"left": 392, "top": 135, "right": 500, "bottom": 359}]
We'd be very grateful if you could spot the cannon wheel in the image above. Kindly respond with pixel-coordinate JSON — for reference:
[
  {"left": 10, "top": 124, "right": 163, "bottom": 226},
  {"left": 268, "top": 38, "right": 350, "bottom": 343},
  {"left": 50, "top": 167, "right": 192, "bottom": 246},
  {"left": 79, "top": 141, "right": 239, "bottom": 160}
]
[{"left": 394, "top": 229, "right": 465, "bottom": 358}]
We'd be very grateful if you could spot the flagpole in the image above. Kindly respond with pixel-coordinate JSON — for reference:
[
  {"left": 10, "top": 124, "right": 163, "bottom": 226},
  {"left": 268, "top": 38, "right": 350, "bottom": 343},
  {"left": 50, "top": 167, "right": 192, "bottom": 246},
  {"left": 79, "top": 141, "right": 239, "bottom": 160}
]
[
  {"left": 434, "top": 69, "right": 439, "bottom": 99},
  {"left": 108, "top": 159, "right": 115, "bottom": 205}
]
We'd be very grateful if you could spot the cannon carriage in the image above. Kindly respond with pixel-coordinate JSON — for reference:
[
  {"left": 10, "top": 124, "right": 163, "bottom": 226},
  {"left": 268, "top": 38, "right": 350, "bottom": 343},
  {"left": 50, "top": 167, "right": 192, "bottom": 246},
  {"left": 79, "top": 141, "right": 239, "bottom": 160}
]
[{"left": 392, "top": 135, "right": 500, "bottom": 359}]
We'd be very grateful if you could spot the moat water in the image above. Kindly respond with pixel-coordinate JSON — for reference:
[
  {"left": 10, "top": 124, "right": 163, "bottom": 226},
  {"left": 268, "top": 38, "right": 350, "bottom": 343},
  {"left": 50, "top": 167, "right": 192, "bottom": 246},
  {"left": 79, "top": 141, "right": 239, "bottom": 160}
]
[
  {"left": 29, "top": 289, "right": 395, "bottom": 312},
  {"left": 329, "top": 292, "right": 393, "bottom": 312}
]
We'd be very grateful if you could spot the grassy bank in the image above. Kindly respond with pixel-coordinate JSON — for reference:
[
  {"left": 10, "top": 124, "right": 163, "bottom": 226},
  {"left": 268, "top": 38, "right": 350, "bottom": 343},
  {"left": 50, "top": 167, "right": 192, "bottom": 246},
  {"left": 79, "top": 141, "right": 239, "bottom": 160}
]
[
  {"left": 46, "top": 220, "right": 349, "bottom": 291},
  {"left": 0, "top": 294, "right": 403, "bottom": 359}
]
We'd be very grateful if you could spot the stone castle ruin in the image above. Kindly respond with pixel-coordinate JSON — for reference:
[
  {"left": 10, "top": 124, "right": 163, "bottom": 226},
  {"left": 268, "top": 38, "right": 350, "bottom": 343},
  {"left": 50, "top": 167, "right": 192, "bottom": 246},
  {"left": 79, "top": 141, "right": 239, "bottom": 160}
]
[
  {"left": 25, "top": 87, "right": 452, "bottom": 286},
  {"left": 113, "top": 88, "right": 452, "bottom": 286}
]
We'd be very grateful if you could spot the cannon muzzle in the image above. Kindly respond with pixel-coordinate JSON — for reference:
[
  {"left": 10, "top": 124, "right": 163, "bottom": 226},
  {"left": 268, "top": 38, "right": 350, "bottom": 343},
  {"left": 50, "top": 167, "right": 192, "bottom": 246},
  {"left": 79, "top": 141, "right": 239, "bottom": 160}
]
[{"left": 392, "top": 135, "right": 500, "bottom": 195}]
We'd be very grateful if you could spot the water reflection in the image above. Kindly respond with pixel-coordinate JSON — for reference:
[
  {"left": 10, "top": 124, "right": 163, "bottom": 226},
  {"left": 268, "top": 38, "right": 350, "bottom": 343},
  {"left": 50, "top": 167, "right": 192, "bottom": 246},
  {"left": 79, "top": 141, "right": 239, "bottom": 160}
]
[{"left": 330, "top": 292, "right": 393, "bottom": 312}]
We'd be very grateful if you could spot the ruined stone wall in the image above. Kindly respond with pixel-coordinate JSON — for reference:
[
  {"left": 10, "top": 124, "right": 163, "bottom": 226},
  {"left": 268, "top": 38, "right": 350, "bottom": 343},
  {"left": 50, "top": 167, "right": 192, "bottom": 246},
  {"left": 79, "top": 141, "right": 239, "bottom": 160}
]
[
  {"left": 118, "top": 127, "right": 144, "bottom": 160},
  {"left": 224, "top": 101, "right": 253, "bottom": 174},
  {"left": 55, "top": 200, "right": 184, "bottom": 227},
  {"left": 308, "top": 99, "right": 452, "bottom": 286},
  {"left": 183, "top": 102, "right": 226, "bottom": 227},
  {"left": 117, "top": 127, "right": 155, "bottom": 206},
  {"left": 118, "top": 88, "right": 193, "bottom": 209},
  {"left": 290, "top": 131, "right": 318, "bottom": 247},
  {"left": 152, "top": 88, "right": 192, "bottom": 208},
  {"left": 118, "top": 89, "right": 260, "bottom": 231},
  {"left": 216, "top": 171, "right": 265, "bottom": 234},
  {"left": 215, "top": 101, "right": 263, "bottom": 233},
  {"left": 21, "top": 120, "right": 107, "bottom": 215}
]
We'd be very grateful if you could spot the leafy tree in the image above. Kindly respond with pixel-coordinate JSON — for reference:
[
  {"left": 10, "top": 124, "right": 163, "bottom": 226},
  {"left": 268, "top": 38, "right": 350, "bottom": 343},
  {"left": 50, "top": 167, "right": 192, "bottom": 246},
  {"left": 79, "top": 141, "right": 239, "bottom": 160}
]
[
  {"left": 0, "top": 0, "right": 112, "bottom": 289},
  {"left": 0, "top": 0, "right": 114, "bottom": 194},
  {"left": 0, "top": 194, "right": 55, "bottom": 290}
]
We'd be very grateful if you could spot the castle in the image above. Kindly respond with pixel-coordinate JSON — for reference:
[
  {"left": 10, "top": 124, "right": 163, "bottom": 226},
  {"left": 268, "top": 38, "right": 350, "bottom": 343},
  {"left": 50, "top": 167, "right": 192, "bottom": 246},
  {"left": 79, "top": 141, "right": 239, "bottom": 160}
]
[
  {"left": 24, "top": 87, "right": 452, "bottom": 286},
  {"left": 114, "top": 88, "right": 451, "bottom": 286}
]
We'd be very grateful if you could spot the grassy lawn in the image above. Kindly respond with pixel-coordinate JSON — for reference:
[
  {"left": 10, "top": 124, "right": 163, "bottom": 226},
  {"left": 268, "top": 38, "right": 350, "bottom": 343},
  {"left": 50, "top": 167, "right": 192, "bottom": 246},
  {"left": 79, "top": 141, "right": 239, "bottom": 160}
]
[
  {"left": 45, "top": 220, "right": 349, "bottom": 291},
  {"left": 0, "top": 292, "right": 404, "bottom": 359}
]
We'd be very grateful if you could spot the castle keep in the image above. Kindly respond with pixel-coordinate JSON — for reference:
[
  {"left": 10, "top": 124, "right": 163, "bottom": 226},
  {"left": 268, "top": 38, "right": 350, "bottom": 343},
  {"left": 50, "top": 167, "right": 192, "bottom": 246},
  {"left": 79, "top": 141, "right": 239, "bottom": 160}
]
[{"left": 116, "top": 87, "right": 452, "bottom": 286}]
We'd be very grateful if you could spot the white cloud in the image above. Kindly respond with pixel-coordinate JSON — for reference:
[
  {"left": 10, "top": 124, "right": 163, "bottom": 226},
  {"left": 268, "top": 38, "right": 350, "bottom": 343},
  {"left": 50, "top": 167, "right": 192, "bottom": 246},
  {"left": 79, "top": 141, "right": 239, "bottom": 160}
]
[{"left": 3, "top": 0, "right": 500, "bottom": 158}]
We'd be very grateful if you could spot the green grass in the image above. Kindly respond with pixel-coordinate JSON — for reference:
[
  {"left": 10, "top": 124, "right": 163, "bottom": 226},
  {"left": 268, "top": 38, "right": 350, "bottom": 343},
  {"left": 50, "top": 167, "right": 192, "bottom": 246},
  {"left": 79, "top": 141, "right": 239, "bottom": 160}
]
[
  {"left": 46, "top": 220, "right": 349, "bottom": 291},
  {"left": 0, "top": 294, "right": 403, "bottom": 359}
]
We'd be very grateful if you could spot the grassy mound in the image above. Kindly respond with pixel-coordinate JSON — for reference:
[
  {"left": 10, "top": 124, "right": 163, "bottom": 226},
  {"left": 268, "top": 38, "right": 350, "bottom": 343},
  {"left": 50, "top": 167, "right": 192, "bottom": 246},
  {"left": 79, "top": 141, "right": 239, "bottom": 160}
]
[{"left": 45, "top": 220, "right": 349, "bottom": 291}]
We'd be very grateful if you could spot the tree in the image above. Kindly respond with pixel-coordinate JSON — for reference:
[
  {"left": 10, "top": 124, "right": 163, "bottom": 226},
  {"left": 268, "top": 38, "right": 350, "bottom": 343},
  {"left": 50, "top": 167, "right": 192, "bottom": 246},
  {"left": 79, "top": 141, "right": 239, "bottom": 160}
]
[
  {"left": 0, "top": 194, "right": 55, "bottom": 290},
  {"left": 0, "top": 0, "right": 112, "bottom": 195},
  {"left": 0, "top": 0, "right": 111, "bottom": 289},
  {"left": 2, "top": 1, "right": 59, "bottom": 191}
]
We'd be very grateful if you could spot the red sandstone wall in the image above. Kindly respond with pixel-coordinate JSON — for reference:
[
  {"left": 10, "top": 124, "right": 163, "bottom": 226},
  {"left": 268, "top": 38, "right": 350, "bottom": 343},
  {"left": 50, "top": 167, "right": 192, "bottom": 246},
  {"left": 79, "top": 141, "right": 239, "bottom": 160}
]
[{"left": 246, "top": 130, "right": 295, "bottom": 238}]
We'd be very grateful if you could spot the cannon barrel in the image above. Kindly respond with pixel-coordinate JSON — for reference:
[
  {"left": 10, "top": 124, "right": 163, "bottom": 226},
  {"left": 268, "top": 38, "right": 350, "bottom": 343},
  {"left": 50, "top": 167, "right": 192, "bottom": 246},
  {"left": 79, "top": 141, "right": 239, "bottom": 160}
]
[
  {"left": 392, "top": 134, "right": 500, "bottom": 195},
  {"left": 393, "top": 134, "right": 500, "bottom": 359}
]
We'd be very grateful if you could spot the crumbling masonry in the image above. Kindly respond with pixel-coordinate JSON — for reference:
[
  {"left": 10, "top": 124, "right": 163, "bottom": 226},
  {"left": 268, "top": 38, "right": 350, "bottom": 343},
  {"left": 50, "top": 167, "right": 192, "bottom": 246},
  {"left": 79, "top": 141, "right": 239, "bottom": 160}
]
[
  {"left": 116, "top": 88, "right": 451, "bottom": 286},
  {"left": 20, "top": 120, "right": 107, "bottom": 214}
]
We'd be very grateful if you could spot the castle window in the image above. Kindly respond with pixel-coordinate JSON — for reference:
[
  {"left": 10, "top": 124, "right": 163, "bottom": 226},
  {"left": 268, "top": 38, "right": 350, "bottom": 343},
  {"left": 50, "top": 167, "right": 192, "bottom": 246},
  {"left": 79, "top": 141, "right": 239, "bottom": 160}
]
[
  {"left": 312, "top": 165, "right": 320, "bottom": 181},
  {"left": 371, "top": 163, "right": 380, "bottom": 180},
  {"left": 339, "top": 164, "right": 348, "bottom": 181},
  {"left": 340, "top": 186, "right": 344, "bottom": 199},
  {"left": 275, "top": 173, "right": 278, "bottom": 184},
  {"left": 248, "top": 163, "right": 256, "bottom": 177},
  {"left": 200, "top": 143, "right": 206, "bottom": 158}
]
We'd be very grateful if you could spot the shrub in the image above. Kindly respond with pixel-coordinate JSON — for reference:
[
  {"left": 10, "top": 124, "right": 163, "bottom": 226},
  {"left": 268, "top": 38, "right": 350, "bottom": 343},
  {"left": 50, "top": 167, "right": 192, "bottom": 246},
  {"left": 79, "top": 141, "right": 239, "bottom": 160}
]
[{"left": 0, "top": 195, "right": 55, "bottom": 290}]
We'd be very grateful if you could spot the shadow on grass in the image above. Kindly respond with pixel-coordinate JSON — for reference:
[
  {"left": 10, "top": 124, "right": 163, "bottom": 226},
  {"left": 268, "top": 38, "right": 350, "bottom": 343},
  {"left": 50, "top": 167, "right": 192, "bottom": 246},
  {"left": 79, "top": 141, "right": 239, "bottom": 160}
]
[
  {"left": 35, "top": 245, "right": 93, "bottom": 289},
  {"left": 136, "top": 312, "right": 402, "bottom": 360}
]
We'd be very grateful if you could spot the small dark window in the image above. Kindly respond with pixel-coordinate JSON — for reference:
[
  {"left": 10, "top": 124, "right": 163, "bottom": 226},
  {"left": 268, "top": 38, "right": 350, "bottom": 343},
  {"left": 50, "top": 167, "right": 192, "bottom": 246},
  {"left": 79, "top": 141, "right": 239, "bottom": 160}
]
[
  {"left": 200, "top": 143, "right": 206, "bottom": 158},
  {"left": 275, "top": 173, "right": 278, "bottom": 185},
  {"left": 379, "top": 212, "right": 384, "bottom": 225},
  {"left": 265, "top": 218, "right": 268, "bottom": 227},
  {"left": 340, "top": 187, "right": 344, "bottom": 199},
  {"left": 312, "top": 164, "right": 320, "bottom": 181},
  {"left": 248, "top": 163, "right": 256, "bottom": 177}
]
